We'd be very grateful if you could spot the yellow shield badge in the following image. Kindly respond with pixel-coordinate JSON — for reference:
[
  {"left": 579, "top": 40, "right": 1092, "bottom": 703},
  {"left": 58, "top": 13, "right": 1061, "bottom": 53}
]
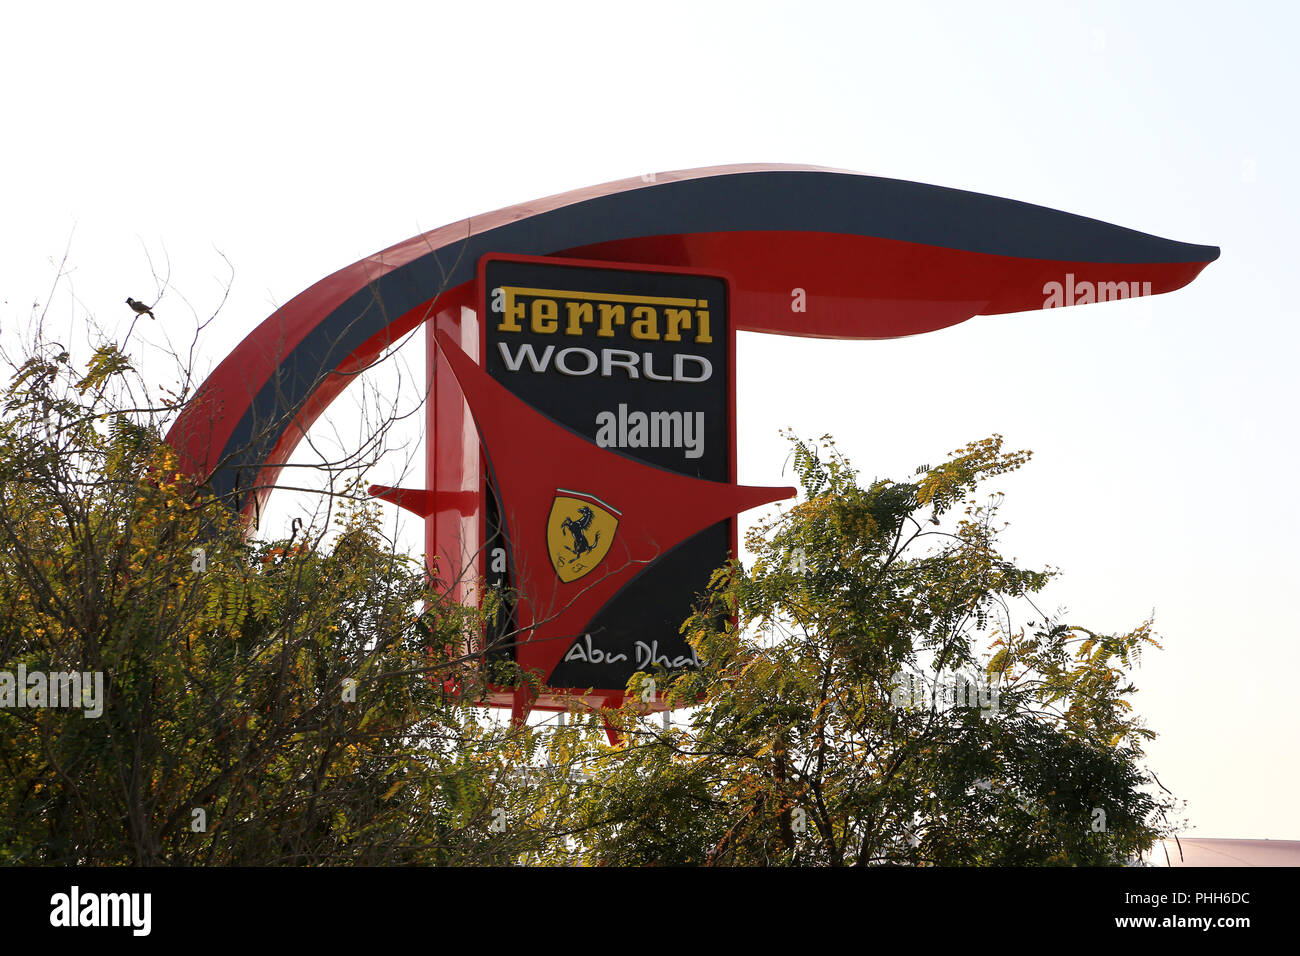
[{"left": 547, "top": 490, "right": 620, "bottom": 583}]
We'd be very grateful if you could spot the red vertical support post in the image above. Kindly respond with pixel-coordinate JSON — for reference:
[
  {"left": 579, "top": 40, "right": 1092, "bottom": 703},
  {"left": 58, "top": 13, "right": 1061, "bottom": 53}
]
[
  {"left": 511, "top": 684, "right": 534, "bottom": 731},
  {"left": 428, "top": 293, "right": 481, "bottom": 694}
]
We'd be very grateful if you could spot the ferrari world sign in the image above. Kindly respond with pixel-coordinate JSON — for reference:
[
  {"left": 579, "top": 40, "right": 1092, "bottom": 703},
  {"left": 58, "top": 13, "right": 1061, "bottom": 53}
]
[{"left": 165, "top": 164, "right": 1218, "bottom": 725}]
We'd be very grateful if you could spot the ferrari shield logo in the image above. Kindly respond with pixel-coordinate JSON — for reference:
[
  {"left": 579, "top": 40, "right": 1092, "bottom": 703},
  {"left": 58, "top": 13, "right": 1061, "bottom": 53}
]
[{"left": 547, "top": 489, "right": 620, "bottom": 583}]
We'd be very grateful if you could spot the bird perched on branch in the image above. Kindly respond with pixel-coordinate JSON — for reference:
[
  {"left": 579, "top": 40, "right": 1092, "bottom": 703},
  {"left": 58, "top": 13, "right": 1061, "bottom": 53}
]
[{"left": 125, "top": 297, "right": 155, "bottom": 319}]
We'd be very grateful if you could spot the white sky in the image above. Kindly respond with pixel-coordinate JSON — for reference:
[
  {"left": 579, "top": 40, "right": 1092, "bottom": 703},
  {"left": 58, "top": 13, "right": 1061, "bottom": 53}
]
[{"left": 2, "top": 0, "right": 1295, "bottom": 841}]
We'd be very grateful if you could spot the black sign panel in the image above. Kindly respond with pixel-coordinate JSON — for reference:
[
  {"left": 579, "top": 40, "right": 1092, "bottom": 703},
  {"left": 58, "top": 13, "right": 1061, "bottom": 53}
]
[{"left": 480, "top": 255, "right": 731, "bottom": 691}]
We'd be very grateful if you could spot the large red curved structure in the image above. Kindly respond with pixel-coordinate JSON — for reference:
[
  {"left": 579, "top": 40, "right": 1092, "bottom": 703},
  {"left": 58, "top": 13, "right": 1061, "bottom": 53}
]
[{"left": 165, "top": 163, "right": 1218, "bottom": 718}]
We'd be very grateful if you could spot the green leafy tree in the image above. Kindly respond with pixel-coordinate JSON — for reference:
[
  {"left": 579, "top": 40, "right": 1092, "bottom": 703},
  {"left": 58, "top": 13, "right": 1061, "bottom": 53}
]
[
  {"left": 568, "top": 433, "right": 1177, "bottom": 865},
  {"left": 0, "top": 309, "right": 1183, "bottom": 868}
]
